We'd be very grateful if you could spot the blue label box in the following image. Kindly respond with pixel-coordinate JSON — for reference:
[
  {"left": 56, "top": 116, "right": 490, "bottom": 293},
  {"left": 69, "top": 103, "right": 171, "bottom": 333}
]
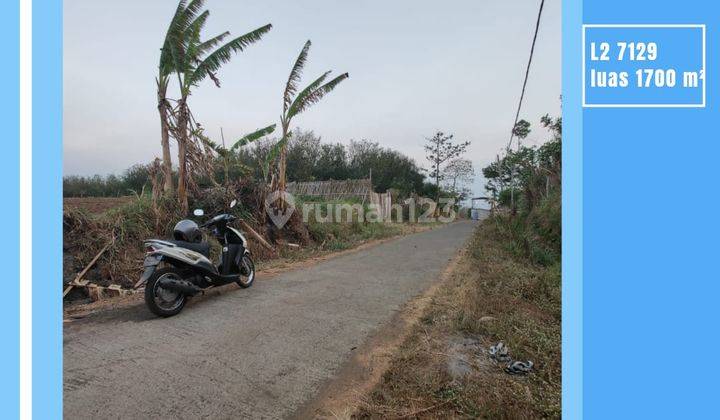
[{"left": 583, "top": 24, "right": 705, "bottom": 107}]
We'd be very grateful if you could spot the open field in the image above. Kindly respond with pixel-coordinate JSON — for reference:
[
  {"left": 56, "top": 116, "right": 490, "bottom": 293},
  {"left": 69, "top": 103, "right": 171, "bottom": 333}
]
[{"left": 64, "top": 196, "right": 135, "bottom": 214}]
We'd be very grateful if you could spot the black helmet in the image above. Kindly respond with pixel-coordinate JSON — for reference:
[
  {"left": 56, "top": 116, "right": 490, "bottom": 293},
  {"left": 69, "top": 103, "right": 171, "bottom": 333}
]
[{"left": 173, "top": 219, "right": 202, "bottom": 243}]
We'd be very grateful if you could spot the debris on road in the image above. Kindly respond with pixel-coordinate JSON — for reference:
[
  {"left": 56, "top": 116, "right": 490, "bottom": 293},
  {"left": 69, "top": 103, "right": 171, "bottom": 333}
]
[
  {"left": 489, "top": 342, "right": 511, "bottom": 363},
  {"left": 489, "top": 342, "right": 533, "bottom": 375},
  {"left": 63, "top": 237, "right": 115, "bottom": 297},
  {"left": 505, "top": 360, "right": 534, "bottom": 375}
]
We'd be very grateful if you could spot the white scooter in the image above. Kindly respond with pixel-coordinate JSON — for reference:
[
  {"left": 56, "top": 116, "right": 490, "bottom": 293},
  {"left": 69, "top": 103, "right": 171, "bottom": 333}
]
[{"left": 138, "top": 199, "right": 255, "bottom": 317}]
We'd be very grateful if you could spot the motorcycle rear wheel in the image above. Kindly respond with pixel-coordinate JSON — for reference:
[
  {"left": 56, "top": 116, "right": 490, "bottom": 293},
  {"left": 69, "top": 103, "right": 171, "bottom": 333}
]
[{"left": 145, "top": 267, "right": 187, "bottom": 317}]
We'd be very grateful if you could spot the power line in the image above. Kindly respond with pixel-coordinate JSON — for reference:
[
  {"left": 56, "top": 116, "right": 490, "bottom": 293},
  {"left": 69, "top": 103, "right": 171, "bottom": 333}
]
[{"left": 507, "top": 0, "right": 545, "bottom": 151}]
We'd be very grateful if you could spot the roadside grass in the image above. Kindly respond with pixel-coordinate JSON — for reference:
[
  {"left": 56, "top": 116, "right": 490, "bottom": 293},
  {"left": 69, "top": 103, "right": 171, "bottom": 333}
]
[
  {"left": 498, "top": 189, "right": 561, "bottom": 267},
  {"left": 258, "top": 221, "right": 438, "bottom": 271},
  {"left": 300, "top": 197, "right": 439, "bottom": 252},
  {"left": 355, "top": 218, "right": 561, "bottom": 419}
]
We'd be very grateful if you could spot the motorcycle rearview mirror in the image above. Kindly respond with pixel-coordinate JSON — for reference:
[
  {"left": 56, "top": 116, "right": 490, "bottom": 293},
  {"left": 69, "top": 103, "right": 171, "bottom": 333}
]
[
  {"left": 193, "top": 208, "right": 204, "bottom": 217},
  {"left": 230, "top": 199, "right": 237, "bottom": 209}
]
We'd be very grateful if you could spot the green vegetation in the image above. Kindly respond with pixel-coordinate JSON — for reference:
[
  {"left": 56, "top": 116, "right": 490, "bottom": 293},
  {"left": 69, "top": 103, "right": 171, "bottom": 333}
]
[
  {"left": 306, "top": 220, "right": 404, "bottom": 251},
  {"left": 155, "top": 0, "right": 273, "bottom": 211},
  {"left": 301, "top": 198, "right": 404, "bottom": 247},
  {"left": 482, "top": 114, "right": 561, "bottom": 265}
]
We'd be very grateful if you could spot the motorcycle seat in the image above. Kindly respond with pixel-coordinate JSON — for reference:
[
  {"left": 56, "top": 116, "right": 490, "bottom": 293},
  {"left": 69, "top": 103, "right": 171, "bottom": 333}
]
[{"left": 168, "top": 240, "right": 211, "bottom": 258}]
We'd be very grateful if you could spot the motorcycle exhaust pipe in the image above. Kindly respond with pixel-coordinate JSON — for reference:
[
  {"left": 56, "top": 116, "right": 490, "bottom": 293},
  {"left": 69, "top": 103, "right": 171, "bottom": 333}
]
[{"left": 158, "top": 278, "right": 202, "bottom": 296}]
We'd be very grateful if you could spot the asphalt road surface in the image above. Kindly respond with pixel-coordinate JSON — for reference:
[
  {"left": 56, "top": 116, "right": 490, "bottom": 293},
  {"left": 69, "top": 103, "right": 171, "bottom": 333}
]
[{"left": 64, "top": 221, "right": 476, "bottom": 419}]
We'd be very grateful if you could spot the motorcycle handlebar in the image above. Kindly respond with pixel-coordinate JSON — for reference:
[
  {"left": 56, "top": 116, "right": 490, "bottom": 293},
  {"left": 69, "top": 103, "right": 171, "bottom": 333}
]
[{"left": 200, "top": 214, "right": 236, "bottom": 228}]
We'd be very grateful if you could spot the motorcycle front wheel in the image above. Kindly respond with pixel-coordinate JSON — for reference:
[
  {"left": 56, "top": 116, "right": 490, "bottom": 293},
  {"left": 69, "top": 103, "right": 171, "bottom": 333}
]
[
  {"left": 144, "top": 267, "right": 187, "bottom": 317},
  {"left": 236, "top": 255, "right": 255, "bottom": 289}
]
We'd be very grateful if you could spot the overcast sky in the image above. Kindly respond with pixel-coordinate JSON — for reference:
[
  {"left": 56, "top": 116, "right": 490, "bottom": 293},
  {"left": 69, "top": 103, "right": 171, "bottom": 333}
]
[{"left": 64, "top": 0, "right": 560, "bottom": 200}]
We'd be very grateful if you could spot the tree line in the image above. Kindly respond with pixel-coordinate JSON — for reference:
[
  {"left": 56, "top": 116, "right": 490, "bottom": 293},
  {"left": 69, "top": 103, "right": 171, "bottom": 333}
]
[
  {"left": 482, "top": 115, "right": 561, "bottom": 212},
  {"left": 481, "top": 114, "right": 561, "bottom": 264},
  {"left": 64, "top": 130, "right": 474, "bottom": 202},
  {"left": 64, "top": 165, "right": 155, "bottom": 198}
]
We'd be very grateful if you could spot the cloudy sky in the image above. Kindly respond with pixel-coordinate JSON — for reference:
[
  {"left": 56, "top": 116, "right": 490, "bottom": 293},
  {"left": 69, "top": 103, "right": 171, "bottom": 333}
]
[{"left": 64, "top": 0, "right": 560, "bottom": 199}]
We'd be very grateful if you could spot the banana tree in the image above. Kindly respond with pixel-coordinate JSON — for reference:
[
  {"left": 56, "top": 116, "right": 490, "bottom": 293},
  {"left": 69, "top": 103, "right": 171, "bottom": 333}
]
[
  {"left": 210, "top": 124, "right": 277, "bottom": 185},
  {"left": 165, "top": 10, "right": 272, "bottom": 212},
  {"left": 157, "top": 0, "right": 209, "bottom": 195},
  {"left": 271, "top": 40, "right": 349, "bottom": 192}
]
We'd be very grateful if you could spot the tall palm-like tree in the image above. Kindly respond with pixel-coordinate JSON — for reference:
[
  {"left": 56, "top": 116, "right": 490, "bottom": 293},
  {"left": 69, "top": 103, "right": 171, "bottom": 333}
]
[
  {"left": 163, "top": 4, "right": 272, "bottom": 212},
  {"left": 157, "top": 0, "right": 208, "bottom": 195},
  {"left": 271, "top": 40, "right": 349, "bottom": 192}
]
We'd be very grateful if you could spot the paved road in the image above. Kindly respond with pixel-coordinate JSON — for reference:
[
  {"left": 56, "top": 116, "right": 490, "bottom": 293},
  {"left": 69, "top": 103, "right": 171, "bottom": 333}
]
[{"left": 64, "top": 221, "right": 476, "bottom": 419}]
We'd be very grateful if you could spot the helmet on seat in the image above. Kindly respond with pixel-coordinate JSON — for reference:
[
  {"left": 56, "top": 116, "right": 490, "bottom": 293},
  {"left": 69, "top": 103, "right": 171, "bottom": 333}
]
[{"left": 173, "top": 219, "right": 202, "bottom": 243}]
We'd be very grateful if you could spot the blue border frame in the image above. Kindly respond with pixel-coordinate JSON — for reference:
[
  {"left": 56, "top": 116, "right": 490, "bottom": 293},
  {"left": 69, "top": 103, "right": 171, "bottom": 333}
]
[
  {"left": 562, "top": 0, "right": 583, "bottom": 418},
  {"left": 1, "top": 0, "right": 20, "bottom": 417},
  {"left": 581, "top": 1, "right": 717, "bottom": 418},
  {"left": 33, "top": 0, "right": 63, "bottom": 417}
]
